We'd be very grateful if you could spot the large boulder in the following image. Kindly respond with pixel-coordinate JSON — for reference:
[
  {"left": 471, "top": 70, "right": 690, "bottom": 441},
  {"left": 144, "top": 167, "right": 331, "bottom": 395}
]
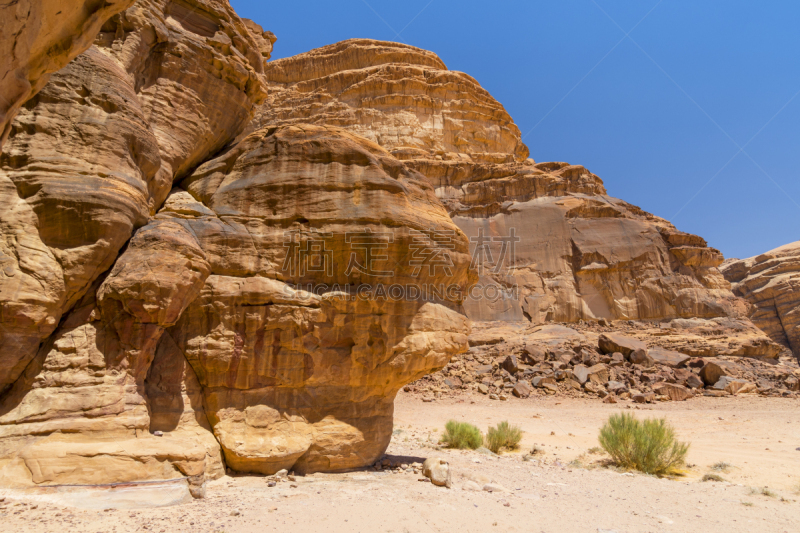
[{"left": 598, "top": 333, "right": 647, "bottom": 356}]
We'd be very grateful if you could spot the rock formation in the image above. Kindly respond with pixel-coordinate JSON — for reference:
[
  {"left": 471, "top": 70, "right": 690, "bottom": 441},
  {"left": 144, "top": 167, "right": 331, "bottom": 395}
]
[
  {"left": 0, "top": 5, "right": 793, "bottom": 496},
  {"left": 0, "top": 0, "right": 268, "bottom": 396},
  {"left": 253, "top": 39, "right": 756, "bottom": 329},
  {"left": 0, "top": 0, "right": 136, "bottom": 148},
  {"left": 0, "top": 4, "right": 472, "bottom": 493},
  {"left": 249, "top": 39, "right": 529, "bottom": 161},
  {"left": 722, "top": 241, "right": 800, "bottom": 360}
]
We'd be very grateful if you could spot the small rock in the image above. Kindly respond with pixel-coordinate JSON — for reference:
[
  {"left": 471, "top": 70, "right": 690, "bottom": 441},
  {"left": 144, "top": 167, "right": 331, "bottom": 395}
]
[
  {"left": 648, "top": 347, "right": 690, "bottom": 368},
  {"left": 422, "top": 457, "right": 452, "bottom": 488},
  {"left": 230, "top": 510, "right": 240, "bottom": 517},
  {"left": 153, "top": 430, "right": 163, "bottom": 437},
  {"left": 572, "top": 365, "right": 589, "bottom": 384},
  {"left": 629, "top": 349, "right": 654, "bottom": 368},
  {"left": 462, "top": 481, "right": 482, "bottom": 491},
  {"left": 606, "top": 381, "right": 627, "bottom": 394},
  {"left": 512, "top": 381, "right": 532, "bottom": 398},
  {"left": 482, "top": 483, "right": 509, "bottom": 493},
  {"left": 653, "top": 383, "right": 693, "bottom": 401},
  {"left": 587, "top": 363, "right": 609, "bottom": 384},
  {"left": 267, "top": 481, "right": 277, "bottom": 487},
  {"left": 532, "top": 375, "right": 556, "bottom": 388},
  {"left": 489, "top": 393, "right": 499, "bottom": 400},
  {"left": 499, "top": 394, "right": 509, "bottom": 401},
  {"left": 632, "top": 392, "right": 654, "bottom": 404},
  {"left": 598, "top": 333, "right": 647, "bottom": 356},
  {"left": 501, "top": 355, "right": 521, "bottom": 374},
  {"left": 699, "top": 361, "right": 728, "bottom": 386},
  {"left": 686, "top": 373, "right": 704, "bottom": 389},
  {"left": 478, "top": 383, "right": 489, "bottom": 394},
  {"left": 603, "top": 395, "right": 617, "bottom": 404}
]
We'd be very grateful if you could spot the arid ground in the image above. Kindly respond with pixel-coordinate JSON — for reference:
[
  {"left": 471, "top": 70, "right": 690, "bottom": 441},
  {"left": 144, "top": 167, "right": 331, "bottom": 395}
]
[{"left": 2, "top": 393, "right": 798, "bottom": 533}]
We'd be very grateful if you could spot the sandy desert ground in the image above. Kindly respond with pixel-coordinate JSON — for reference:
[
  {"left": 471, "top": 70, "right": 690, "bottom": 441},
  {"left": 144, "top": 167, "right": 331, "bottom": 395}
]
[{"left": 1, "top": 393, "right": 798, "bottom": 533}]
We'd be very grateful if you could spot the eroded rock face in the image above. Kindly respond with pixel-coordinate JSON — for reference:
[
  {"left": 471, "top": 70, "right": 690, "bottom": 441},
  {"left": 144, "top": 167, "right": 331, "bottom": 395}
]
[
  {"left": 722, "top": 241, "right": 800, "bottom": 359},
  {"left": 0, "top": 0, "right": 267, "bottom": 395},
  {"left": 250, "top": 39, "right": 529, "bottom": 162},
  {"left": 437, "top": 161, "right": 742, "bottom": 323},
  {"left": 155, "top": 124, "right": 473, "bottom": 474},
  {"left": 0, "top": 121, "right": 472, "bottom": 487},
  {"left": 0, "top": 0, "right": 135, "bottom": 148},
  {"left": 0, "top": 0, "right": 270, "bottom": 490},
  {"left": 248, "top": 39, "right": 744, "bottom": 327}
]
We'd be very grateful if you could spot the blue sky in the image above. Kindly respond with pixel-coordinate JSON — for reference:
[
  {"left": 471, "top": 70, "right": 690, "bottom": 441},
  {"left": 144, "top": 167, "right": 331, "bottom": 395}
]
[{"left": 231, "top": 0, "right": 800, "bottom": 260}]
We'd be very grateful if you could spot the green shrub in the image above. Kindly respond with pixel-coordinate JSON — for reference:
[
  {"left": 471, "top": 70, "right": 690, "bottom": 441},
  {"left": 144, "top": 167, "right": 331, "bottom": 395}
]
[
  {"left": 441, "top": 420, "right": 483, "bottom": 449},
  {"left": 485, "top": 421, "right": 523, "bottom": 453},
  {"left": 598, "top": 413, "right": 689, "bottom": 476}
]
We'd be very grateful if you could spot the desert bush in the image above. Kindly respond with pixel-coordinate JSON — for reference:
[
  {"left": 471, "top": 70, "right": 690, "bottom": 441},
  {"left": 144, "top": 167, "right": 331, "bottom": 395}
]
[
  {"left": 711, "top": 461, "right": 732, "bottom": 472},
  {"left": 598, "top": 413, "right": 689, "bottom": 476},
  {"left": 749, "top": 486, "right": 777, "bottom": 498},
  {"left": 441, "top": 420, "right": 483, "bottom": 449},
  {"left": 702, "top": 473, "right": 725, "bottom": 482},
  {"left": 485, "top": 421, "right": 523, "bottom": 453}
]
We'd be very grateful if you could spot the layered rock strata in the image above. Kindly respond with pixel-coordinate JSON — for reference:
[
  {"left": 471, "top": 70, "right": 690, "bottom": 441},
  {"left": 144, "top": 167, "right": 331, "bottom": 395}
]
[
  {"left": 0, "top": 0, "right": 276, "bottom": 492},
  {"left": 0, "top": 0, "right": 268, "bottom": 396},
  {"left": 252, "top": 39, "right": 750, "bottom": 328},
  {"left": 722, "top": 241, "right": 800, "bottom": 360},
  {"left": 0, "top": 0, "right": 136, "bottom": 148}
]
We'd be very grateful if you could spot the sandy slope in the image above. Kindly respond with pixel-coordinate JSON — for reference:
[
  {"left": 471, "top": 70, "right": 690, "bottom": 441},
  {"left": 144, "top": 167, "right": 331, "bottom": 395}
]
[{"left": 1, "top": 394, "right": 798, "bottom": 533}]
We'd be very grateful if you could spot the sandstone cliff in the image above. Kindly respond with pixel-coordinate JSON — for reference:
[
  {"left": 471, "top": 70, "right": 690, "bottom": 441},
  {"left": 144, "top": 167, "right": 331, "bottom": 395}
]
[
  {"left": 254, "top": 39, "right": 756, "bottom": 330},
  {"left": 0, "top": 8, "right": 789, "bottom": 497},
  {"left": 0, "top": 3, "right": 473, "bottom": 493},
  {"left": 0, "top": 0, "right": 136, "bottom": 148},
  {"left": 721, "top": 242, "right": 800, "bottom": 360}
]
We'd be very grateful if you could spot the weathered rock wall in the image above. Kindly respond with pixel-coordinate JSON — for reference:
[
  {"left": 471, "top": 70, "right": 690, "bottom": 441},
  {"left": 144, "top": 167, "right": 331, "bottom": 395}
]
[
  {"left": 722, "top": 241, "right": 800, "bottom": 360},
  {"left": 250, "top": 39, "right": 748, "bottom": 328},
  {"left": 0, "top": 0, "right": 136, "bottom": 148},
  {"left": 0, "top": 9, "right": 473, "bottom": 492},
  {"left": 0, "top": 0, "right": 268, "bottom": 396}
]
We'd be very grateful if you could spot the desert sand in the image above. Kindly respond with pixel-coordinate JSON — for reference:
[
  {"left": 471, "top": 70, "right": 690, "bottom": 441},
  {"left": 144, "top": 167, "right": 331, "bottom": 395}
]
[{"left": 2, "top": 393, "right": 798, "bottom": 533}]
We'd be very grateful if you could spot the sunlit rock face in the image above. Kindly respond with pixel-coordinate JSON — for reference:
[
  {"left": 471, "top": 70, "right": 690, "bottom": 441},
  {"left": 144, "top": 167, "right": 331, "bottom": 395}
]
[
  {"left": 0, "top": 0, "right": 267, "bottom": 396},
  {"left": 0, "top": 0, "right": 272, "bottom": 491},
  {"left": 157, "top": 123, "right": 474, "bottom": 474},
  {"left": 722, "top": 241, "right": 800, "bottom": 360},
  {"left": 248, "top": 39, "right": 750, "bottom": 330},
  {"left": 0, "top": 0, "right": 136, "bottom": 149},
  {"left": 249, "top": 39, "right": 529, "bottom": 162}
]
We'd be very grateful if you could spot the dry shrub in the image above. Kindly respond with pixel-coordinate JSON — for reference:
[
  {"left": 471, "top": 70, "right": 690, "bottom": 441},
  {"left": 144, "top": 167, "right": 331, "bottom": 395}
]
[
  {"left": 441, "top": 420, "right": 483, "bottom": 449},
  {"left": 598, "top": 413, "right": 689, "bottom": 476},
  {"left": 485, "top": 421, "right": 522, "bottom": 453}
]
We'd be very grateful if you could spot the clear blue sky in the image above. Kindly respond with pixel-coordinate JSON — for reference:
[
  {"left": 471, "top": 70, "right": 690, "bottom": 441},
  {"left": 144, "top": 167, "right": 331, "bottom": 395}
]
[{"left": 231, "top": 0, "right": 800, "bottom": 260}]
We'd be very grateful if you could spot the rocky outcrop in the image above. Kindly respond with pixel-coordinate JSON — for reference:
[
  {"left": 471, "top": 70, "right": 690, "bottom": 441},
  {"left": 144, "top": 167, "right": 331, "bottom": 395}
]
[
  {"left": 0, "top": 0, "right": 135, "bottom": 149},
  {"left": 1, "top": 113, "right": 472, "bottom": 487},
  {"left": 0, "top": 12, "right": 793, "bottom": 495},
  {"left": 721, "top": 241, "right": 800, "bottom": 360},
  {"left": 156, "top": 124, "right": 472, "bottom": 474},
  {"left": 250, "top": 39, "right": 748, "bottom": 328},
  {"left": 0, "top": 0, "right": 275, "bottom": 492},
  {"left": 0, "top": 0, "right": 268, "bottom": 396},
  {"left": 250, "top": 39, "right": 529, "bottom": 162}
]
